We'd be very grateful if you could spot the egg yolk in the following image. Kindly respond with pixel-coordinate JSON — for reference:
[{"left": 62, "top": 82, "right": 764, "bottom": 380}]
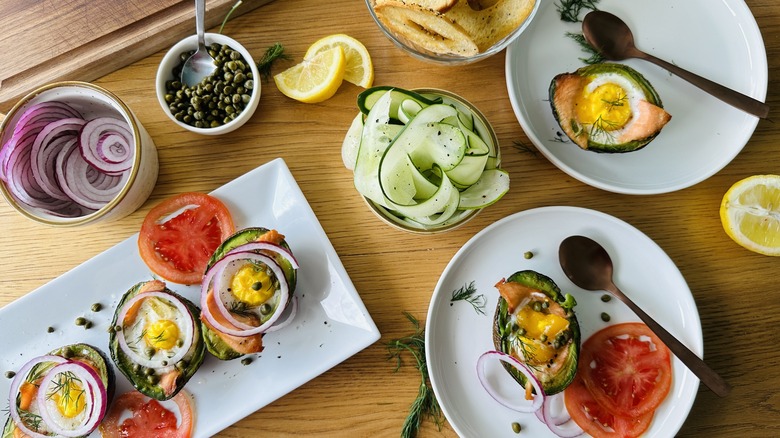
[
  {"left": 52, "top": 375, "right": 86, "bottom": 418},
  {"left": 514, "top": 305, "right": 570, "bottom": 365},
  {"left": 144, "top": 319, "right": 180, "bottom": 350},
  {"left": 575, "top": 82, "right": 632, "bottom": 131},
  {"left": 230, "top": 264, "right": 275, "bottom": 306}
]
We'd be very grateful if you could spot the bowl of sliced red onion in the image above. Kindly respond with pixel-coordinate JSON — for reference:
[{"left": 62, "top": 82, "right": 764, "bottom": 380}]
[{"left": 0, "top": 81, "right": 159, "bottom": 226}]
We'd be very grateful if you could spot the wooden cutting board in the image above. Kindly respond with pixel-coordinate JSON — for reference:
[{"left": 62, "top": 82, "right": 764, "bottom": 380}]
[{"left": 0, "top": 0, "right": 273, "bottom": 113}]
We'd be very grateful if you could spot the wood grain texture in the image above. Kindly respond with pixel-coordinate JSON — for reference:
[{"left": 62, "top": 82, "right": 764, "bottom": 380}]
[
  {"left": 0, "top": 0, "right": 274, "bottom": 112},
  {"left": 1, "top": 0, "right": 779, "bottom": 436}
]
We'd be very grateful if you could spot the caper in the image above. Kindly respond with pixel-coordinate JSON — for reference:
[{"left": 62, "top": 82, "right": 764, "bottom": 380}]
[
  {"left": 115, "top": 325, "right": 123, "bottom": 332},
  {"left": 242, "top": 94, "right": 251, "bottom": 104},
  {"left": 47, "top": 326, "right": 55, "bottom": 333},
  {"left": 84, "top": 321, "right": 93, "bottom": 329},
  {"left": 245, "top": 80, "right": 254, "bottom": 90},
  {"left": 540, "top": 334, "right": 548, "bottom": 342},
  {"left": 517, "top": 327, "right": 527, "bottom": 336},
  {"left": 75, "top": 317, "right": 87, "bottom": 326},
  {"left": 232, "top": 94, "right": 242, "bottom": 104},
  {"left": 600, "top": 312, "right": 611, "bottom": 322},
  {"left": 176, "top": 360, "right": 188, "bottom": 371},
  {"left": 241, "top": 357, "right": 253, "bottom": 366},
  {"left": 132, "top": 363, "right": 142, "bottom": 373},
  {"left": 144, "top": 367, "right": 155, "bottom": 376},
  {"left": 147, "top": 375, "right": 159, "bottom": 384},
  {"left": 234, "top": 72, "right": 245, "bottom": 83},
  {"left": 145, "top": 347, "right": 156, "bottom": 358},
  {"left": 260, "top": 303, "right": 272, "bottom": 315},
  {"left": 230, "top": 50, "right": 240, "bottom": 60},
  {"left": 523, "top": 251, "right": 533, "bottom": 259},
  {"left": 226, "top": 60, "right": 237, "bottom": 71},
  {"left": 177, "top": 339, "right": 185, "bottom": 348},
  {"left": 601, "top": 294, "right": 612, "bottom": 302},
  {"left": 532, "top": 301, "right": 542, "bottom": 312},
  {"left": 511, "top": 422, "right": 522, "bottom": 433},
  {"left": 225, "top": 105, "right": 235, "bottom": 115},
  {"left": 251, "top": 281, "right": 263, "bottom": 291},
  {"left": 511, "top": 323, "right": 520, "bottom": 333},
  {"left": 541, "top": 300, "right": 549, "bottom": 309},
  {"left": 5, "top": 371, "right": 16, "bottom": 379}
]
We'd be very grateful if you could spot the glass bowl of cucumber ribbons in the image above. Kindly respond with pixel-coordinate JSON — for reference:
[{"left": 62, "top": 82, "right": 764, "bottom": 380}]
[{"left": 341, "top": 86, "right": 509, "bottom": 233}]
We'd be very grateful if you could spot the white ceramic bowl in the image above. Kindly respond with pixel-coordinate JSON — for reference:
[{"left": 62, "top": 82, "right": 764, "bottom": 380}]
[
  {"left": 0, "top": 81, "right": 159, "bottom": 226},
  {"left": 156, "top": 33, "right": 261, "bottom": 135},
  {"left": 365, "top": 0, "right": 541, "bottom": 65},
  {"left": 364, "top": 88, "right": 501, "bottom": 234}
]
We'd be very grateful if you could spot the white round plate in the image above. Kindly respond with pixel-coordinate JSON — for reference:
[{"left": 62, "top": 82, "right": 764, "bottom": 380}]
[
  {"left": 505, "top": 0, "right": 767, "bottom": 194},
  {"left": 426, "top": 206, "right": 702, "bottom": 437}
]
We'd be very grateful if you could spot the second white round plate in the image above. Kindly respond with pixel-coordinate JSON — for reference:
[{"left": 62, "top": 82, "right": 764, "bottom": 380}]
[
  {"left": 505, "top": 0, "right": 767, "bottom": 194},
  {"left": 426, "top": 206, "right": 702, "bottom": 437}
]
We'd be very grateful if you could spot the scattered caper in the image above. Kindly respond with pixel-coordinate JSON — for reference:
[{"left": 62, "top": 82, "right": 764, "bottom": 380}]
[
  {"left": 517, "top": 327, "right": 527, "bottom": 336},
  {"left": 161, "top": 361, "right": 168, "bottom": 367},
  {"left": 84, "top": 321, "right": 93, "bottom": 329},
  {"left": 252, "top": 281, "right": 262, "bottom": 291},
  {"left": 147, "top": 374, "right": 159, "bottom": 384},
  {"left": 176, "top": 339, "right": 185, "bottom": 348},
  {"left": 75, "top": 317, "right": 87, "bottom": 326},
  {"left": 176, "top": 360, "right": 188, "bottom": 371},
  {"left": 241, "top": 357, "right": 253, "bottom": 366},
  {"left": 540, "top": 334, "right": 548, "bottom": 342},
  {"left": 601, "top": 312, "right": 611, "bottom": 322},
  {"left": 144, "top": 367, "right": 155, "bottom": 376},
  {"left": 523, "top": 251, "right": 533, "bottom": 259},
  {"left": 541, "top": 300, "right": 549, "bottom": 309},
  {"left": 5, "top": 371, "right": 16, "bottom": 379},
  {"left": 91, "top": 303, "right": 102, "bottom": 312},
  {"left": 532, "top": 301, "right": 542, "bottom": 312},
  {"left": 115, "top": 325, "right": 122, "bottom": 332},
  {"left": 47, "top": 326, "right": 55, "bottom": 333},
  {"left": 511, "top": 422, "right": 522, "bottom": 433},
  {"left": 601, "top": 294, "right": 612, "bottom": 302},
  {"left": 132, "top": 363, "right": 142, "bottom": 373},
  {"left": 260, "top": 303, "right": 272, "bottom": 315}
]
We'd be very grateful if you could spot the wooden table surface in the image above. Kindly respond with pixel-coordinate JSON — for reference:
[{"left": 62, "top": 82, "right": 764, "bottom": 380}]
[{"left": 1, "top": 0, "right": 779, "bottom": 436}]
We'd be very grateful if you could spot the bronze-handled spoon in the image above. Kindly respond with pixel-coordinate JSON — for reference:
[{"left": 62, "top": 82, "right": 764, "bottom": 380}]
[
  {"left": 558, "top": 235, "right": 731, "bottom": 397},
  {"left": 181, "top": 0, "right": 217, "bottom": 87},
  {"left": 582, "top": 10, "right": 769, "bottom": 119}
]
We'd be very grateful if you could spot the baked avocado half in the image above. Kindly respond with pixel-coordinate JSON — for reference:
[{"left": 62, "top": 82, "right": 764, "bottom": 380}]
[
  {"left": 549, "top": 63, "right": 671, "bottom": 153},
  {"left": 201, "top": 227, "right": 298, "bottom": 360},
  {"left": 109, "top": 280, "right": 205, "bottom": 400},
  {"left": 493, "top": 270, "right": 580, "bottom": 396}
]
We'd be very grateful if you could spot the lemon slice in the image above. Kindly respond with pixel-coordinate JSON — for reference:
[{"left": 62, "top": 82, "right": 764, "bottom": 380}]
[
  {"left": 274, "top": 46, "right": 346, "bottom": 103},
  {"left": 305, "top": 34, "right": 374, "bottom": 88},
  {"left": 720, "top": 174, "right": 780, "bottom": 256}
]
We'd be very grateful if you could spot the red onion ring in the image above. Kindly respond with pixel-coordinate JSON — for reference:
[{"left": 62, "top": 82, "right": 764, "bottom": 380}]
[
  {"left": 79, "top": 117, "right": 133, "bottom": 174},
  {"left": 36, "top": 361, "right": 107, "bottom": 437},
  {"left": 115, "top": 291, "right": 196, "bottom": 370},
  {"left": 200, "top": 252, "right": 290, "bottom": 337},
  {"left": 225, "top": 241, "right": 300, "bottom": 269},
  {"left": 8, "top": 355, "right": 68, "bottom": 438},
  {"left": 476, "top": 350, "right": 545, "bottom": 413},
  {"left": 30, "top": 118, "right": 85, "bottom": 201},
  {"left": 535, "top": 393, "right": 584, "bottom": 437}
]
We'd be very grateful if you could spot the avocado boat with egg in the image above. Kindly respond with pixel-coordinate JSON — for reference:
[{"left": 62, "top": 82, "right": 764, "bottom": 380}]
[
  {"left": 493, "top": 270, "right": 580, "bottom": 396},
  {"left": 549, "top": 63, "right": 671, "bottom": 153},
  {"left": 200, "top": 227, "right": 299, "bottom": 360},
  {"left": 109, "top": 279, "right": 206, "bottom": 401}
]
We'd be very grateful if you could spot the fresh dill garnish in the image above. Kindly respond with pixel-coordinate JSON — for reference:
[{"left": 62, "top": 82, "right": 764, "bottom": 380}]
[
  {"left": 387, "top": 312, "right": 443, "bottom": 438},
  {"left": 18, "top": 409, "right": 44, "bottom": 432},
  {"left": 257, "top": 43, "right": 290, "bottom": 82},
  {"left": 46, "top": 371, "right": 86, "bottom": 411},
  {"left": 602, "top": 92, "right": 627, "bottom": 112},
  {"left": 564, "top": 32, "right": 605, "bottom": 65},
  {"left": 450, "top": 281, "right": 486, "bottom": 315},
  {"left": 229, "top": 301, "right": 256, "bottom": 318},
  {"left": 219, "top": 0, "right": 243, "bottom": 34},
  {"left": 512, "top": 140, "right": 539, "bottom": 156},
  {"left": 556, "top": 0, "right": 600, "bottom": 22}
]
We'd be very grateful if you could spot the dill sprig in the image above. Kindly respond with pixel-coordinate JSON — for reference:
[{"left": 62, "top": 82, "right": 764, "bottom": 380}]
[
  {"left": 512, "top": 140, "right": 539, "bottom": 156},
  {"left": 449, "top": 281, "right": 486, "bottom": 315},
  {"left": 556, "top": 0, "right": 600, "bottom": 22},
  {"left": 387, "top": 312, "right": 443, "bottom": 438},
  {"left": 219, "top": 0, "right": 243, "bottom": 34},
  {"left": 257, "top": 43, "right": 290, "bottom": 82},
  {"left": 565, "top": 32, "right": 605, "bottom": 65}
]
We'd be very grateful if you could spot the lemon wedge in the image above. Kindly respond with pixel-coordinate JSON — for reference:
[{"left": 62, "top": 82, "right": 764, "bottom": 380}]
[
  {"left": 720, "top": 174, "right": 780, "bottom": 256},
  {"left": 274, "top": 46, "right": 346, "bottom": 103},
  {"left": 305, "top": 34, "right": 374, "bottom": 88}
]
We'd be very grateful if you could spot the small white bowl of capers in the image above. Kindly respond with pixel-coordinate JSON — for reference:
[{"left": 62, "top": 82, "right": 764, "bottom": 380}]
[{"left": 156, "top": 33, "right": 261, "bottom": 135}]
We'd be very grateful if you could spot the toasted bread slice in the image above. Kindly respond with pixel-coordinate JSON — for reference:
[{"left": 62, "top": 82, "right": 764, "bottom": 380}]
[
  {"left": 445, "top": 0, "right": 535, "bottom": 51},
  {"left": 402, "top": 0, "right": 459, "bottom": 13},
  {"left": 374, "top": 0, "right": 479, "bottom": 56}
]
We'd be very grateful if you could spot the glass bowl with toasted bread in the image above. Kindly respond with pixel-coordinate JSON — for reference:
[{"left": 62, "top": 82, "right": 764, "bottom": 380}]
[{"left": 366, "top": 0, "right": 540, "bottom": 64}]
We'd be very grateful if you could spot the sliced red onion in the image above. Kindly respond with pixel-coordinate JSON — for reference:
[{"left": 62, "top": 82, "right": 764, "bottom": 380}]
[
  {"left": 535, "top": 393, "right": 584, "bottom": 437},
  {"left": 8, "top": 355, "right": 68, "bottom": 438},
  {"left": 225, "top": 241, "right": 300, "bottom": 269},
  {"left": 36, "top": 361, "right": 107, "bottom": 437},
  {"left": 57, "top": 140, "right": 126, "bottom": 210},
  {"left": 263, "top": 296, "right": 298, "bottom": 333},
  {"left": 200, "top": 252, "right": 290, "bottom": 337},
  {"left": 115, "top": 291, "right": 196, "bottom": 370},
  {"left": 30, "top": 118, "right": 85, "bottom": 201},
  {"left": 79, "top": 117, "right": 133, "bottom": 174},
  {"left": 476, "top": 350, "right": 545, "bottom": 413}
]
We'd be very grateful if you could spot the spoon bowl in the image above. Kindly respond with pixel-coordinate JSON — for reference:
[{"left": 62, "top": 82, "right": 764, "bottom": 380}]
[
  {"left": 558, "top": 235, "right": 731, "bottom": 397},
  {"left": 180, "top": 0, "right": 217, "bottom": 87},
  {"left": 582, "top": 10, "right": 769, "bottom": 118}
]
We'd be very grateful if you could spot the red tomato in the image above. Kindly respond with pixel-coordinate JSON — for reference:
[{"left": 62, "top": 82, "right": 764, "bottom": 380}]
[
  {"left": 139, "top": 192, "right": 235, "bottom": 285},
  {"left": 580, "top": 322, "right": 673, "bottom": 418},
  {"left": 99, "top": 391, "right": 193, "bottom": 438},
  {"left": 565, "top": 375, "right": 653, "bottom": 438}
]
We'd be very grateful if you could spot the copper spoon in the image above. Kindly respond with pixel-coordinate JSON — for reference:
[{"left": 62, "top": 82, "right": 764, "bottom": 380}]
[
  {"left": 582, "top": 10, "right": 769, "bottom": 119},
  {"left": 558, "top": 235, "right": 731, "bottom": 397}
]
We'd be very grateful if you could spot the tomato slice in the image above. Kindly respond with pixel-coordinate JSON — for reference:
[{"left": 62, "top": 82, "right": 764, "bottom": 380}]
[
  {"left": 579, "top": 322, "right": 673, "bottom": 418},
  {"left": 139, "top": 192, "right": 235, "bottom": 285},
  {"left": 99, "top": 391, "right": 194, "bottom": 438},
  {"left": 565, "top": 375, "right": 654, "bottom": 438}
]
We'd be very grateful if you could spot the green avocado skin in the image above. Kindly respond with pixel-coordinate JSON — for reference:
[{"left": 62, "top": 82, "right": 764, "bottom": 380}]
[
  {"left": 202, "top": 227, "right": 298, "bottom": 360},
  {"left": 549, "top": 62, "right": 666, "bottom": 153},
  {"left": 492, "top": 270, "right": 581, "bottom": 396},
  {"left": 109, "top": 281, "right": 206, "bottom": 401}
]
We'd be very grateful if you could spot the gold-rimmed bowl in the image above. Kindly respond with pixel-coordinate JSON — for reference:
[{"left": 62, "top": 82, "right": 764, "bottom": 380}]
[
  {"left": 0, "top": 81, "right": 159, "bottom": 227},
  {"left": 363, "top": 88, "right": 501, "bottom": 234}
]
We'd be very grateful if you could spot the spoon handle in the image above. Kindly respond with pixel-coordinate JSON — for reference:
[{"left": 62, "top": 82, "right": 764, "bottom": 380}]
[
  {"left": 195, "top": 0, "right": 206, "bottom": 49},
  {"left": 638, "top": 51, "right": 769, "bottom": 119},
  {"left": 608, "top": 284, "right": 732, "bottom": 397}
]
